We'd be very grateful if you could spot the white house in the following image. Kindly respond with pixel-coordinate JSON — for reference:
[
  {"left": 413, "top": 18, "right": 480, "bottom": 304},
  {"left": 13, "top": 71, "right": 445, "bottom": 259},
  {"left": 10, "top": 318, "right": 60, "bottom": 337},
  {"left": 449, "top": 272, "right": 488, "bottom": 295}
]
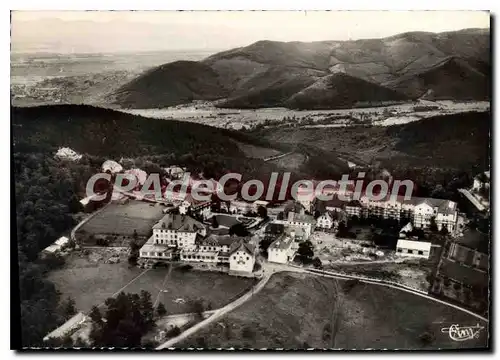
[
  {"left": 399, "top": 222, "right": 413, "bottom": 238},
  {"left": 43, "top": 236, "right": 70, "bottom": 254},
  {"left": 229, "top": 241, "right": 255, "bottom": 273},
  {"left": 396, "top": 239, "right": 432, "bottom": 259},
  {"left": 101, "top": 160, "right": 123, "bottom": 174},
  {"left": 316, "top": 212, "right": 334, "bottom": 229},
  {"left": 268, "top": 235, "right": 295, "bottom": 264},
  {"left": 180, "top": 234, "right": 239, "bottom": 264}
]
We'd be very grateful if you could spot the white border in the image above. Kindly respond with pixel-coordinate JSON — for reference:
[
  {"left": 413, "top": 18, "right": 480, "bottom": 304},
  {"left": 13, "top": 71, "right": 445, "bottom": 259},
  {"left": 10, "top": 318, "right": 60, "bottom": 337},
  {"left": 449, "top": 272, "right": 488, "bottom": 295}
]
[{"left": 2, "top": 2, "right": 497, "bottom": 359}]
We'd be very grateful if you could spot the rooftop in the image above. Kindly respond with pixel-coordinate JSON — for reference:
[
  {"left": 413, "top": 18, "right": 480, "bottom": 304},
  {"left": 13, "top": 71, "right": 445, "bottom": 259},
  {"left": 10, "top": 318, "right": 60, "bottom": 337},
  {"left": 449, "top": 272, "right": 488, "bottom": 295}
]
[
  {"left": 198, "top": 234, "right": 249, "bottom": 247},
  {"left": 229, "top": 240, "right": 255, "bottom": 255},
  {"left": 269, "top": 235, "right": 294, "bottom": 250},
  {"left": 396, "top": 239, "right": 432, "bottom": 252},
  {"left": 153, "top": 214, "right": 205, "bottom": 233}
]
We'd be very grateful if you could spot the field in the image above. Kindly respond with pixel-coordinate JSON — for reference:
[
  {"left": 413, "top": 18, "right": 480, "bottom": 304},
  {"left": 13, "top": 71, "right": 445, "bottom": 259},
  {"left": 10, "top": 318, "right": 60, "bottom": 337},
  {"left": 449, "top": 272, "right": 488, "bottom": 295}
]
[
  {"left": 179, "top": 272, "right": 488, "bottom": 349},
  {"left": 47, "top": 248, "right": 254, "bottom": 314},
  {"left": 77, "top": 200, "right": 165, "bottom": 238}
]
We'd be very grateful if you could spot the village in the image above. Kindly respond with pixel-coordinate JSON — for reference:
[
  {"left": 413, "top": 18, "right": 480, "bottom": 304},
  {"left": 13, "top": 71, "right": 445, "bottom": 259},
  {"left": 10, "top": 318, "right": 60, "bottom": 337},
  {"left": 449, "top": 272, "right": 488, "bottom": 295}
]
[{"left": 41, "top": 158, "right": 491, "bottom": 347}]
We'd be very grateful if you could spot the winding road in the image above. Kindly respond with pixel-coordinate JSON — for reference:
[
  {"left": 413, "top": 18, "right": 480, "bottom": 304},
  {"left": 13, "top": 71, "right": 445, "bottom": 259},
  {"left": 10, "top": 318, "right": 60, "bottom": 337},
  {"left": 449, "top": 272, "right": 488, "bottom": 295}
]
[{"left": 155, "top": 261, "right": 488, "bottom": 349}]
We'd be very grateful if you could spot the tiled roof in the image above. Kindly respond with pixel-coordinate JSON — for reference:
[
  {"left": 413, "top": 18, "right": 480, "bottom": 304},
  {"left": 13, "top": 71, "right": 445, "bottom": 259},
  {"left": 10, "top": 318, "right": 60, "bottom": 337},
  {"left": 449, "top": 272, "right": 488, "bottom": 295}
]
[
  {"left": 153, "top": 214, "right": 206, "bottom": 233},
  {"left": 229, "top": 240, "right": 255, "bottom": 255},
  {"left": 269, "top": 235, "right": 294, "bottom": 250},
  {"left": 198, "top": 234, "right": 248, "bottom": 247}
]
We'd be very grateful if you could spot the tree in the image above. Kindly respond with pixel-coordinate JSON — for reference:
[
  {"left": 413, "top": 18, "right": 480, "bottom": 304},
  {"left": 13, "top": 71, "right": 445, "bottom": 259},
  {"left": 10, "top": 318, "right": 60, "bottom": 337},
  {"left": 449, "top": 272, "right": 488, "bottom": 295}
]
[
  {"left": 62, "top": 297, "right": 77, "bottom": 319},
  {"left": 89, "top": 291, "right": 156, "bottom": 347},
  {"left": 212, "top": 216, "right": 219, "bottom": 229},
  {"left": 259, "top": 237, "right": 274, "bottom": 257},
  {"left": 229, "top": 223, "right": 249, "bottom": 237},
  {"left": 312, "top": 257, "right": 322, "bottom": 269},
  {"left": 89, "top": 305, "right": 103, "bottom": 325},
  {"left": 156, "top": 302, "right": 167, "bottom": 317},
  {"left": 257, "top": 206, "right": 268, "bottom": 219},
  {"left": 429, "top": 217, "right": 439, "bottom": 232},
  {"left": 297, "top": 241, "right": 314, "bottom": 264},
  {"left": 189, "top": 299, "right": 204, "bottom": 321}
]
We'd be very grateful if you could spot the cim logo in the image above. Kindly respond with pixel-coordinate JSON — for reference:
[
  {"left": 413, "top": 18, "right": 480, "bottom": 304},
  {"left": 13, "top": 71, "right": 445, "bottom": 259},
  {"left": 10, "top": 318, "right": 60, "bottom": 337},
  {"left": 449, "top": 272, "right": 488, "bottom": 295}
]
[{"left": 441, "top": 324, "right": 485, "bottom": 342}]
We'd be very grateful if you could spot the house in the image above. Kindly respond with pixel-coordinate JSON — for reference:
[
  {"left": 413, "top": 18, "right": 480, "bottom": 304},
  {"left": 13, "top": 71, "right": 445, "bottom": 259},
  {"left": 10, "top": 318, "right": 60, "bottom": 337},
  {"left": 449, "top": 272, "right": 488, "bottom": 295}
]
[
  {"left": 165, "top": 165, "right": 186, "bottom": 180},
  {"left": 316, "top": 212, "right": 334, "bottom": 230},
  {"left": 396, "top": 239, "right": 432, "bottom": 259},
  {"left": 180, "top": 234, "right": 240, "bottom": 264},
  {"left": 229, "top": 240, "right": 255, "bottom": 273},
  {"left": 284, "top": 212, "right": 315, "bottom": 239},
  {"left": 178, "top": 194, "right": 211, "bottom": 219},
  {"left": 101, "top": 160, "right": 123, "bottom": 174},
  {"left": 413, "top": 198, "right": 457, "bottom": 233},
  {"left": 472, "top": 170, "right": 490, "bottom": 191},
  {"left": 139, "top": 214, "right": 206, "bottom": 260},
  {"left": 268, "top": 235, "right": 295, "bottom": 264},
  {"left": 43, "top": 236, "right": 70, "bottom": 254},
  {"left": 229, "top": 200, "right": 254, "bottom": 215},
  {"left": 399, "top": 222, "right": 413, "bottom": 238}
]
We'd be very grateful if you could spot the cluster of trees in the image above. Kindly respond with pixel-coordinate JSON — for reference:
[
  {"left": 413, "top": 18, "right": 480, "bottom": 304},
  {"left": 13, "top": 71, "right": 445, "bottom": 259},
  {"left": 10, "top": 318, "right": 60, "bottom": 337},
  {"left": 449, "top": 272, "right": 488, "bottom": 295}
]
[
  {"left": 14, "top": 151, "right": 104, "bottom": 347},
  {"left": 88, "top": 291, "right": 156, "bottom": 347}
]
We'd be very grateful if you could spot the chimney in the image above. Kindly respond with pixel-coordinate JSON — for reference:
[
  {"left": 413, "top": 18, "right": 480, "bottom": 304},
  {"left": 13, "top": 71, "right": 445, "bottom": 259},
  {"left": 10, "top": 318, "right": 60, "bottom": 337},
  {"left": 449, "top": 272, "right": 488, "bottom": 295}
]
[
  {"left": 288, "top": 211, "right": 294, "bottom": 222},
  {"left": 290, "top": 230, "right": 295, "bottom": 239}
]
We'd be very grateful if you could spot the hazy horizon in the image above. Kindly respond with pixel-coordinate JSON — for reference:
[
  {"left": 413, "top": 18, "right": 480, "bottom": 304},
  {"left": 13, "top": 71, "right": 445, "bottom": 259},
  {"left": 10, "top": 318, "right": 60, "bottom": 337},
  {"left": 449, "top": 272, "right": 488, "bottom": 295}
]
[{"left": 11, "top": 11, "right": 490, "bottom": 54}]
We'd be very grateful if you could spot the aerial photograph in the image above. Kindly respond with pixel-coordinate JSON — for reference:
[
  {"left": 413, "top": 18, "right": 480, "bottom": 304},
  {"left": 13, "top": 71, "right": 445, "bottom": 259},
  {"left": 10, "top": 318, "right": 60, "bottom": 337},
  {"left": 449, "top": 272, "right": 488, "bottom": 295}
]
[{"left": 11, "top": 10, "right": 491, "bottom": 350}]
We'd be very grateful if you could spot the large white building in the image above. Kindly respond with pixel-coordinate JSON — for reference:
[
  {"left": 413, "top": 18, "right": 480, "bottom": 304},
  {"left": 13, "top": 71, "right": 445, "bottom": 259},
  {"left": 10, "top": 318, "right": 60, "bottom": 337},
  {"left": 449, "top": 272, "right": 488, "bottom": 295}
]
[
  {"left": 140, "top": 214, "right": 207, "bottom": 260},
  {"left": 273, "top": 211, "right": 316, "bottom": 239},
  {"left": 268, "top": 235, "right": 295, "bottom": 264},
  {"left": 139, "top": 216, "right": 256, "bottom": 274},
  {"left": 396, "top": 239, "right": 432, "bottom": 259},
  {"left": 229, "top": 241, "right": 256, "bottom": 273},
  {"left": 354, "top": 195, "right": 459, "bottom": 233}
]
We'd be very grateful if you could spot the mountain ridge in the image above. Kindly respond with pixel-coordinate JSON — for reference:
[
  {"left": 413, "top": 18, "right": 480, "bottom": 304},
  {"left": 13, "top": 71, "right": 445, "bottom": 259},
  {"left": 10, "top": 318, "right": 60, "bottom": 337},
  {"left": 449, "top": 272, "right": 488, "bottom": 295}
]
[{"left": 110, "top": 28, "right": 490, "bottom": 109}]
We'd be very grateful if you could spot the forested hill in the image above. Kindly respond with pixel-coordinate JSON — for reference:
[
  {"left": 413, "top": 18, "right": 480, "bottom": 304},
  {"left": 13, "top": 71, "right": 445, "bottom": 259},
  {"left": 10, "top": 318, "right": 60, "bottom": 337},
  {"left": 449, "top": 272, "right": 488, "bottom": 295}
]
[{"left": 12, "top": 104, "right": 274, "bottom": 158}]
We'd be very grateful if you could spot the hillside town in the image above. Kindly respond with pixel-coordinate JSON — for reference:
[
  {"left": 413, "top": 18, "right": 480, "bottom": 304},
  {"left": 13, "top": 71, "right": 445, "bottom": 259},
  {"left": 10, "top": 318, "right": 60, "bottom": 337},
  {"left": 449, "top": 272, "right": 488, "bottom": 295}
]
[{"left": 36, "top": 153, "right": 491, "bottom": 347}]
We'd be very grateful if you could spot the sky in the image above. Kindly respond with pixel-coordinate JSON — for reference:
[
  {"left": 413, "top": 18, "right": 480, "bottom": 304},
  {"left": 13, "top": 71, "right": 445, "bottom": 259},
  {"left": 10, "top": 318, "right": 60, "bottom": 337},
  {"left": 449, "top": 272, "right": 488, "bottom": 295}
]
[{"left": 11, "top": 11, "right": 491, "bottom": 53}]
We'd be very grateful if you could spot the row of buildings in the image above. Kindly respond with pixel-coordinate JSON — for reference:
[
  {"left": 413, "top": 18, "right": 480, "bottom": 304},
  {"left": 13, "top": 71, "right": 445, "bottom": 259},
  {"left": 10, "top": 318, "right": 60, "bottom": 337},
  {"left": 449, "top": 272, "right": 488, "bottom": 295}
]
[
  {"left": 138, "top": 214, "right": 256, "bottom": 274},
  {"left": 311, "top": 194, "right": 459, "bottom": 234}
]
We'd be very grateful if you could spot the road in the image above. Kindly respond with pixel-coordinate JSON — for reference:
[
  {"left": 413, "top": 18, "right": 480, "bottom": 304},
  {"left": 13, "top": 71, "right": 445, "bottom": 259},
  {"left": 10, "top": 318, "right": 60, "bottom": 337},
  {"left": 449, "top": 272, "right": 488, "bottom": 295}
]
[
  {"left": 155, "top": 273, "right": 272, "bottom": 349},
  {"left": 263, "top": 151, "right": 293, "bottom": 162},
  {"left": 155, "top": 260, "right": 488, "bottom": 349}
]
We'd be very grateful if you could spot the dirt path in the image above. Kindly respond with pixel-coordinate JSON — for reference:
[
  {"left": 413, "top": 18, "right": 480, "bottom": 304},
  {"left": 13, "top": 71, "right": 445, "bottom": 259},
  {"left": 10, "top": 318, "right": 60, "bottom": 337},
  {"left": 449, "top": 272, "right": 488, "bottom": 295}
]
[
  {"left": 155, "top": 260, "right": 487, "bottom": 349},
  {"left": 155, "top": 273, "right": 271, "bottom": 349},
  {"left": 153, "top": 265, "right": 173, "bottom": 307}
]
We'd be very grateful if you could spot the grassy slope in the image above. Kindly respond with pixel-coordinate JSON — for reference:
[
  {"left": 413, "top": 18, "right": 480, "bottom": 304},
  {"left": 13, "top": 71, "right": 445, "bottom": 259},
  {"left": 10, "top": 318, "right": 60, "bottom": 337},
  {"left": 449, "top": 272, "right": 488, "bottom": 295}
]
[
  {"left": 179, "top": 272, "right": 488, "bottom": 349},
  {"left": 111, "top": 61, "right": 228, "bottom": 108},
  {"left": 285, "top": 73, "right": 408, "bottom": 110}
]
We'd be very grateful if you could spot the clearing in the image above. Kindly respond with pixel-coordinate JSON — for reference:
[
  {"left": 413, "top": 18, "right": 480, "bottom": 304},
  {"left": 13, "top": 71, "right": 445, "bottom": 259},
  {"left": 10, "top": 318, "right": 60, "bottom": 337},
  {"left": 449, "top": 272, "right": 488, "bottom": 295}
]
[
  {"left": 47, "top": 248, "right": 254, "bottom": 314},
  {"left": 77, "top": 200, "right": 165, "bottom": 243},
  {"left": 179, "top": 272, "right": 488, "bottom": 349}
]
